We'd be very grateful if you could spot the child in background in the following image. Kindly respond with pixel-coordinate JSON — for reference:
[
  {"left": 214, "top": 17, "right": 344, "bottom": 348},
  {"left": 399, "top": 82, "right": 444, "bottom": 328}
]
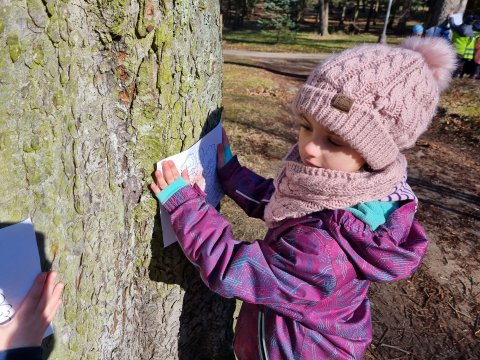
[
  {"left": 150, "top": 37, "right": 456, "bottom": 359},
  {"left": 450, "top": 14, "right": 477, "bottom": 77},
  {"left": 412, "top": 24, "right": 424, "bottom": 36}
]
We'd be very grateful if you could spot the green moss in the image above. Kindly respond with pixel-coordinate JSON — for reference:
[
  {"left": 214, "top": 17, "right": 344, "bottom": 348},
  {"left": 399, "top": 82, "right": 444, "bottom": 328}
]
[
  {"left": 31, "top": 136, "right": 41, "bottom": 151},
  {"left": 99, "top": 0, "right": 130, "bottom": 37},
  {"left": 27, "top": 0, "right": 49, "bottom": 28},
  {"left": 46, "top": 15, "right": 61, "bottom": 43},
  {"left": 0, "top": 20, "right": 5, "bottom": 34},
  {"left": 153, "top": 17, "right": 174, "bottom": 52},
  {"left": 32, "top": 44, "right": 45, "bottom": 67},
  {"left": 53, "top": 91, "right": 64, "bottom": 108},
  {"left": 45, "top": 0, "right": 57, "bottom": 17},
  {"left": 7, "top": 34, "right": 22, "bottom": 63}
]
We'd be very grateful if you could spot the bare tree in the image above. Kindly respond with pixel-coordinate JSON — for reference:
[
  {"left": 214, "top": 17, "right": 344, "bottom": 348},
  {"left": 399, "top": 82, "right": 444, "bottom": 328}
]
[{"left": 0, "top": 0, "right": 234, "bottom": 359}]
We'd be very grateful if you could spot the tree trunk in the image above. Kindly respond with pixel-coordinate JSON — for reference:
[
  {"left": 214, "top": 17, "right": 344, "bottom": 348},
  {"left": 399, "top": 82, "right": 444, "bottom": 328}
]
[
  {"left": 0, "top": 1, "right": 234, "bottom": 359},
  {"left": 317, "top": 0, "right": 330, "bottom": 35},
  {"left": 339, "top": 4, "right": 347, "bottom": 30},
  {"left": 365, "top": 0, "right": 376, "bottom": 32},
  {"left": 373, "top": 0, "right": 379, "bottom": 26},
  {"left": 425, "top": 0, "right": 469, "bottom": 28},
  {"left": 396, "top": 0, "right": 413, "bottom": 34}
]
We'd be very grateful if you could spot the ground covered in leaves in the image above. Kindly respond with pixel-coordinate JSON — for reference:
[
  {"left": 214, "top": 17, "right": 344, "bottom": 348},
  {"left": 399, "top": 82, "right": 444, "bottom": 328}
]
[{"left": 220, "top": 59, "right": 480, "bottom": 359}]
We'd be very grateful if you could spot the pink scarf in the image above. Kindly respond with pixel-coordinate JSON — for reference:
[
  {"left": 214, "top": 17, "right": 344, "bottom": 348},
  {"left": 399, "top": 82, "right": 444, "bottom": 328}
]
[{"left": 264, "top": 145, "right": 407, "bottom": 228}]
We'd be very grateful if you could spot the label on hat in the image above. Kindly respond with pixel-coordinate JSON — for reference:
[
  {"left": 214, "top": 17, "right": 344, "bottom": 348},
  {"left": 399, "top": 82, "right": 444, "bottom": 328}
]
[{"left": 332, "top": 93, "right": 354, "bottom": 113}]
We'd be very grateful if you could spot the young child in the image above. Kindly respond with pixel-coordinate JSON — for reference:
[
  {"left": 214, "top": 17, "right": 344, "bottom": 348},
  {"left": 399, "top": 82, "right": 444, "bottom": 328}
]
[{"left": 150, "top": 37, "right": 456, "bottom": 359}]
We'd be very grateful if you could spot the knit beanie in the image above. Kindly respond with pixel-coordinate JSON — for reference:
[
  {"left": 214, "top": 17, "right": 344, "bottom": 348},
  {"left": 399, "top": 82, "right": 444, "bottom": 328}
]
[{"left": 293, "top": 37, "right": 457, "bottom": 170}]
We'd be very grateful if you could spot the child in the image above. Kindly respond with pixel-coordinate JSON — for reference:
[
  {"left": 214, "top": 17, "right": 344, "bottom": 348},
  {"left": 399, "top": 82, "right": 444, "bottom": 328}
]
[{"left": 150, "top": 37, "right": 456, "bottom": 359}]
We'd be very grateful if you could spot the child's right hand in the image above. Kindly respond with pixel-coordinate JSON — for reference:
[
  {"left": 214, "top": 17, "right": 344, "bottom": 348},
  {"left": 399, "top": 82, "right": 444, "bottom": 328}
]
[
  {"left": 0, "top": 272, "right": 64, "bottom": 351},
  {"left": 217, "top": 128, "right": 233, "bottom": 169}
]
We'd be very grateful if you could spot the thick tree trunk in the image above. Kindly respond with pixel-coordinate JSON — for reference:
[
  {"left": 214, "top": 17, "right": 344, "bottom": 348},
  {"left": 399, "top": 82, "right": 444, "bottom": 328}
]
[
  {"left": 0, "top": 1, "right": 234, "bottom": 359},
  {"left": 426, "top": 0, "right": 469, "bottom": 28}
]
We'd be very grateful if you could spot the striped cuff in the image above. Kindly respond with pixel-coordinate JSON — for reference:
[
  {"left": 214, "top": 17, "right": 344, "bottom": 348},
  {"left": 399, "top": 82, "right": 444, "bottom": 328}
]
[{"left": 155, "top": 177, "right": 189, "bottom": 205}]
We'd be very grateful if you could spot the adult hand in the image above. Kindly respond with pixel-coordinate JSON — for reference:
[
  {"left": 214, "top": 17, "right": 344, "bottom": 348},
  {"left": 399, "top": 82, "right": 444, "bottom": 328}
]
[
  {"left": 217, "top": 128, "right": 232, "bottom": 170},
  {"left": 149, "top": 160, "right": 190, "bottom": 195},
  {"left": 0, "top": 272, "right": 64, "bottom": 351}
]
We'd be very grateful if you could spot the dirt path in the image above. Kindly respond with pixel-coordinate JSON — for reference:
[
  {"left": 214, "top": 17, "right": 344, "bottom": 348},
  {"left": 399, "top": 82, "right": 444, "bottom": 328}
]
[{"left": 222, "top": 57, "right": 480, "bottom": 359}]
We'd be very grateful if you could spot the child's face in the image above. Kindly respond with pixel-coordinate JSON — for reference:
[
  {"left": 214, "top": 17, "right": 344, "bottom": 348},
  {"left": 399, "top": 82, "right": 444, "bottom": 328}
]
[{"left": 297, "top": 116, "right": 365, "bottom": 172}]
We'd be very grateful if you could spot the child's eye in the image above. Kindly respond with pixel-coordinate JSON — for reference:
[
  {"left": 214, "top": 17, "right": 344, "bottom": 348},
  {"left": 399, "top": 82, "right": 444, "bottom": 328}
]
[
  {"left": 328, "top": 137, "right": 343, "bottom": 147},
  {"left": 300, "top": 123, "right": 312, "bottom": 131}
]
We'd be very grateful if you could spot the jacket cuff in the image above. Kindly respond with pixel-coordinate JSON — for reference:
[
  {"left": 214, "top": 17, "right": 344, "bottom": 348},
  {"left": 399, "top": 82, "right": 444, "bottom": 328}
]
[
  {"left": 155, "top": 177, "right": 189, "bottom": 205},
  {"left": 218, "top": 155, "right": 241, "bottom": 183},
  {"left": 163, "top": 184, "right": 206, "bottom": 213},
  {"left": 0, "top": 347, "right": 43, "bottom": 360}
]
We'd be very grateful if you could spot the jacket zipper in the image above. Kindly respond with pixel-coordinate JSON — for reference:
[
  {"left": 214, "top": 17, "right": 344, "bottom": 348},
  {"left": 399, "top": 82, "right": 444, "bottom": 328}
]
[{"left": 258, "top": 309, "right": 269, "bottom": 360}]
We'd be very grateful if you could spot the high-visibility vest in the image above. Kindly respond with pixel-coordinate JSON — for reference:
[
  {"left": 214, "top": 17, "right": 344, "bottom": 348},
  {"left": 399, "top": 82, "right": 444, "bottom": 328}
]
[{"left": 452, "top": 31, "right": 476, "bottom": 60}]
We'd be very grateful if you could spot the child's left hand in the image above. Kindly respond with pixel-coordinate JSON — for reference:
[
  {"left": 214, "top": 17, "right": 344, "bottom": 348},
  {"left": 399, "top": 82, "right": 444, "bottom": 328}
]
[{"left": 149, "top": 160, "right": 190, "bottom": 195}]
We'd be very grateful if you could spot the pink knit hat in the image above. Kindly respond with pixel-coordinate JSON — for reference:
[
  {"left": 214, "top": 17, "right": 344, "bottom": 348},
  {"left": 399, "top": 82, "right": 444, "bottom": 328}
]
[{"left": 293, "top": 37, "right": 457, "bottom": 170}]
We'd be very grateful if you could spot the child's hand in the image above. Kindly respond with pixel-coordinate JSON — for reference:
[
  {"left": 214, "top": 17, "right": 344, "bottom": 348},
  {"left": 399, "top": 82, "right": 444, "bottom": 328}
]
[
  {"left": 0, "top": 272, "right": 64, "bottom": 351},
  {"left": 217, "top": 128, "right": 232, "bottom": 169},
  {"left": 149, "top": 160, "right": 190, "bottom": 195}
]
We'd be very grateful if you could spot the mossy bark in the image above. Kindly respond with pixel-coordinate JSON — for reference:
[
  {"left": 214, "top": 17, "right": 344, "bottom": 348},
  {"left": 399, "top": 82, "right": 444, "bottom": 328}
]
[{"left": 0, "top": 1, "right": 234, "bottom": 359}]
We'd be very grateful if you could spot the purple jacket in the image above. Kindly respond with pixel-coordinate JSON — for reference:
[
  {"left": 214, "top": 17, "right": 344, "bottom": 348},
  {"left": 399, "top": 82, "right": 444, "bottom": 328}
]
[{"left": 163, "top": 157, "right": 428, "bottom": 359}]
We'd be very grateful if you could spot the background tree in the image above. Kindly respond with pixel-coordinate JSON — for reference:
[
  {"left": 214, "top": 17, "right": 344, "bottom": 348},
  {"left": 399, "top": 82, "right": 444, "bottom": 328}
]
[
  {"left": 425, "top": 0, "right": 470, "bottom": 28},
  {"left": 317, "top": 0, "right": 331, "bottom": 35},
  {"left": 258, "top": 0, "right": 300, "bottom": 41},
  {"left": 0, "top": 0, "right": 234, "bottom": 359}
]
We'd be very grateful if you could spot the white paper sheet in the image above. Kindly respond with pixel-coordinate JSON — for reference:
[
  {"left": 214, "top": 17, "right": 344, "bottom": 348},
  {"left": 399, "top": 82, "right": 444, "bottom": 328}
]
[
  {"left": 451, "top": 13, "right": 463, "bottom": 25},
  {"left": 0, "top": 219, "right": 53, "bottom": 336},
  {"left": 157, "top": 121, "right": 224, "bottom": 247}
]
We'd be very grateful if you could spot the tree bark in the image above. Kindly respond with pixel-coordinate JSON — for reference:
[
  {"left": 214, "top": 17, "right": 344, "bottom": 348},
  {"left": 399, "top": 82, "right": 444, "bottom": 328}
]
[
  {"left": 426, "top": 0, "right": 469, "bottom": 28},
  {"left": 0, "top": 0, "right": 234, "bottom": 359}
]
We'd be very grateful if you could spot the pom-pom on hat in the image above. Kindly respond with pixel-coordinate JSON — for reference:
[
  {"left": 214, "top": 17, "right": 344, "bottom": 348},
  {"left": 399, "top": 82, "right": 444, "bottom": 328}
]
[{"left": 293, "top": 37, "right": 457, "bottom": 170}]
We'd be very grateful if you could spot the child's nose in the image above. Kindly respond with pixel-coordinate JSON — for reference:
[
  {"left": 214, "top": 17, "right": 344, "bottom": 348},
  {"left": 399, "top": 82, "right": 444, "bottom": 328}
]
[{"left": 304, "top": 139, "right": 323, "bottom": 157}]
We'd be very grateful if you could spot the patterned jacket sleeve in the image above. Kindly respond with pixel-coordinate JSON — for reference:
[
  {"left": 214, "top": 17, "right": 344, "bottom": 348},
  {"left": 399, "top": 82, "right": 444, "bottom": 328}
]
[
  {"left": 163, "top": 185, "right": 336, "bottom": 322},
  {"left": 217, "top": 156, "right": 275, "bottom": 219}
]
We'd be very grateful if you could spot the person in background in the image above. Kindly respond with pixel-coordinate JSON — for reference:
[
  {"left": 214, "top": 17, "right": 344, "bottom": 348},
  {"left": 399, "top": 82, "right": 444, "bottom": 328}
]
[
  {"left": 450, "top": 14, "right": 477, "bottom": 77},
  {"left": 425, "top": 19, "right": 451, "bottom": 40},
  {"left": 412, "top": 24, "right": 424, "bottom": 36},
  {"left": 0, "top": 272, "right": 64, "bottom": 360}
]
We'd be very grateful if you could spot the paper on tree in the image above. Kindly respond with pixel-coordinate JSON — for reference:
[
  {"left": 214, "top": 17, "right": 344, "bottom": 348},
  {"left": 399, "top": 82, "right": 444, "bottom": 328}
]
[
  {"left": 0, "top": 218, "right": 53, "bottom": 337},
  {"left": 157, "top": 121, "right": 224, "bottom": 247}
]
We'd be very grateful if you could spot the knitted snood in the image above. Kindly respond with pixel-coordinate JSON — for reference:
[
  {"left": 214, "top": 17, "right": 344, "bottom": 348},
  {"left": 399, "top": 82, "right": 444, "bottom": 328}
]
[{"left": 263, "top": 145, "right": 407, "bottom": 228}]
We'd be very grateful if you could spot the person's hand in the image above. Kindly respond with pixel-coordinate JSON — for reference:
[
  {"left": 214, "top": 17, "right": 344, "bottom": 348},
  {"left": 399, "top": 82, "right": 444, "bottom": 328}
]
[
  {"left": 217, "top": 128, "right": 232, "bottom": 170},
  {"left": 0, "top": 272, "right": 64, "bottom": 351},
  {"left": 149, "top": 160, "right": 190, "bottom": 195}
]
